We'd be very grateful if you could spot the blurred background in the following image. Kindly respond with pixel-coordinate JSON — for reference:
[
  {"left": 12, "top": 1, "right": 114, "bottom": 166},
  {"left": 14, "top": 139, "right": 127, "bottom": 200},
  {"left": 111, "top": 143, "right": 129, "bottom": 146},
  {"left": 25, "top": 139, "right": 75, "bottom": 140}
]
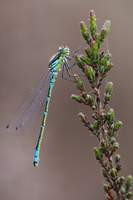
[{"left": 0, "top": 0, "right": 133, "bottom": 199}]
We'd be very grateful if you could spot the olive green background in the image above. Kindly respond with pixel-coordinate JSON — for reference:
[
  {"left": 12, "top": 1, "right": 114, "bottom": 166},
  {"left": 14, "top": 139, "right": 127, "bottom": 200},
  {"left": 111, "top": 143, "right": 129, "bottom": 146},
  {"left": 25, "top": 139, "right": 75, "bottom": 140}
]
[{"left": 0, "top": 0, "right": 133, "bottom": 199}]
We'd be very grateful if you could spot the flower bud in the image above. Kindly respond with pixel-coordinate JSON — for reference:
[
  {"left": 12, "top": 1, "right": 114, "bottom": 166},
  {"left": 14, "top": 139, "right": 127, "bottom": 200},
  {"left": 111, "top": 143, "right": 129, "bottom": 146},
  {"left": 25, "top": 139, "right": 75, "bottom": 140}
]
[
  {"left": 110, "top": 138, "right": 116, "bottom": 144},
  {"left": 113, "top": 142, "right": 119, "bottom": 151},
  {"left": 94, "top": 147, "right": 103, "bottom": 161},
  {"left": 126, "top": 175, "right": 132, "bottom": 192},
  {"left": 99, "top": 20, "right": 111, "bottom": 43},
  {"left": 106, "top": 109, "right": 114, "bottom": 125},
  {"left": 110, "top": 168, "right": 117, "bottom": 178},
  {"left": 126, "top": 192, "right": 132, "bottom": 199},
  {"left": 99, "top": 53, "right": 112, "bottom": 66},
  {"left": 78, "top": 112, "right": 87, "bottom": 124},
  {"left": 105, "top": 94, "right": 110, "bottom": 102},
  {"left": 104, "top": 63, "right": 114, "bottom": 73},
  {"left": 113, "top": 121, "right": 122, "bottom": 132},
  {"left": 89, "top": 10, "right": 97, "bottom": 37},
  {"left": 115, "top": 154, "right": 121, "bottom": 165},
  {"left": 105, "top": 82, "right": 113, "bottom": 95},
  {"left": 120, "top": 187, "right": 126, "bottom": 195},
  {"left": 71, "top": 94, "right": 84, "bottom": 103},
  {"left": 118, "top": 176, "right": 125, "bottom": 186},
  {"left": 103, "top": 184, "right": 110, "bottom": 192}
]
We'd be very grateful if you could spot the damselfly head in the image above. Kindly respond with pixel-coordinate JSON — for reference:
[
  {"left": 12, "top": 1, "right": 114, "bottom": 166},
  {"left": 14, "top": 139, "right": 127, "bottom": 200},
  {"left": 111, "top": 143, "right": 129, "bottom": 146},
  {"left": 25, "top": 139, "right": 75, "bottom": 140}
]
[{"left": 59, "top": 46, "right": 69, "bottom": 55}]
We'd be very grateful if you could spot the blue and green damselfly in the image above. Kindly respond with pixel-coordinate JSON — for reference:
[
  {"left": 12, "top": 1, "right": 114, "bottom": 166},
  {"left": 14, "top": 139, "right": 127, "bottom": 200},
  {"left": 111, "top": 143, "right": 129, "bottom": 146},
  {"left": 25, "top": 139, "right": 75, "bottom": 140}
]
[{"left": 6, "top": 46, "right": 77, "bottom": 166}]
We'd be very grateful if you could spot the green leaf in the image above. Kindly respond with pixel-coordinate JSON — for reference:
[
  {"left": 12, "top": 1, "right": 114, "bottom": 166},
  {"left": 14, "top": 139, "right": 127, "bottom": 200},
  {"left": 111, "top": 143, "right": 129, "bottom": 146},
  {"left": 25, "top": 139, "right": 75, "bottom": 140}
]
[
  {"left": 100, "top": 113, "right": 106, "bottom": 121},
  {"left": 80, "top": 55, "right": 93, "bottom": 66},
  {"left": 86, "top": 94, "right": 94, "bottom": 106},
  {"left": 102, "top": 169, "right": 108, "bottom": 178},
  {"left": 92, "top": 113, "right": 99, "bottom": 120},
  {"left": 94, "top": 33, "right": 100, "bottom": 49},
  {"left": 93, "top": 120, "right": 99, "bottom": 130},
  {"left": 81, "top": 92, "right": 87, "bottom": 99},
  {"left": 85, "top": 66, "right": 95, "bottom": 84},
  {"left": 99, "top": 73, "right": 107, "bottom": 82},
  {"left": 85, "top": 48, "right": 92, "bottom": 59},
  {"left": 73, "top": 74, "right": 85, "bottom": 93},
  {"left": 89, "top": 124, "right": 94, "bottom": 132},
  {"left": 101, "top": 139, "right": 106, "bottom": 147},
  {"left": 106, "top": 195, "right": 111, "bottom": 200},
  {"left": 80, "top": 21, "right": 90, "bottom": 45},
  {"left": 91, "top": 40, "right": 98, "bottom": 61},
  {"left": 75, "top": 55, "right": 85, "bottom": 72}
]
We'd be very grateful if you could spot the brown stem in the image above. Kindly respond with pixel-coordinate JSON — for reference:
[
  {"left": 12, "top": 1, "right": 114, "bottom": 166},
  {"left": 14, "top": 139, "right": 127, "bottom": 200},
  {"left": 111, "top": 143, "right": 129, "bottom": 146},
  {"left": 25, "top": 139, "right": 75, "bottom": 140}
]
[
  {"left": 95, "top": 72, "right": 101, "bottom": 114},
  {"left": 109, "top": 156, "right": 114, "bottom": 170}
]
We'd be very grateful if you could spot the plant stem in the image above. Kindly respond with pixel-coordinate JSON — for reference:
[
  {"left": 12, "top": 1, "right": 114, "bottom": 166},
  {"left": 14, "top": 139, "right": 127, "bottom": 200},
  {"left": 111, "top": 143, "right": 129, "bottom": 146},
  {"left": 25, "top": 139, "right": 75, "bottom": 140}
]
[{"left": 72, "top": 10, "right": 133, "bottom": 199}]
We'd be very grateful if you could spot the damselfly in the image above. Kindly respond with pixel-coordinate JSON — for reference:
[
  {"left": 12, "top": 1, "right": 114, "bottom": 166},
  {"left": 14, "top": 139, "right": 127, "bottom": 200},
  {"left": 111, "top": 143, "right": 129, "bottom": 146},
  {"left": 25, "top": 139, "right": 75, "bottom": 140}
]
[{"left": 6, "top": 46, "right": 77, "bottom": 166}]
